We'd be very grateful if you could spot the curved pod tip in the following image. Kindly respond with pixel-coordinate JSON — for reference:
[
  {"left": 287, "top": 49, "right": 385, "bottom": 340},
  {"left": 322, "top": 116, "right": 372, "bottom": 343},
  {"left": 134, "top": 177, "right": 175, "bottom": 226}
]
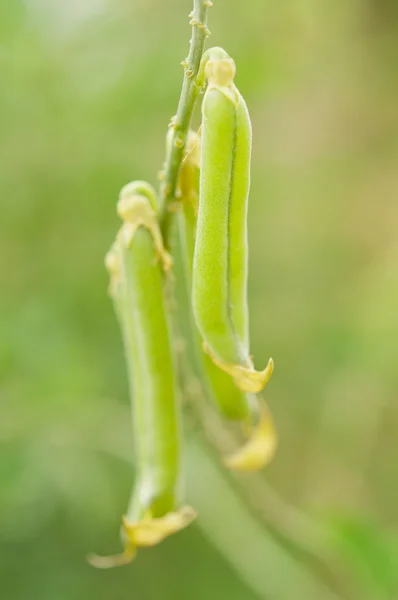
[
  {"left": 122, "top": 505, "right": 197, "bottom": 548},
  {"left": 203, "top": 342, "right": 274, "bottom": 394},
  {"left": 231, "top": 358, "right": 274, "bottom": 394},
  {"left": 86, "top": 547, "right": 136, "bottom": 570},
  {"left": 224, "top": 410, "right": 277, "bottom": 471},
  {"left": 87, "top": 506, "right": 197, "bottom": 569}
]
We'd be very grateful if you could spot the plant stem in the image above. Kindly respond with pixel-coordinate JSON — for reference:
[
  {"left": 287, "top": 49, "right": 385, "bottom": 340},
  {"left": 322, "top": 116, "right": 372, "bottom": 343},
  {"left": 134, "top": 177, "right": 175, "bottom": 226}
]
[
  {"left": 159, "top": 0, "right": 210, "bottom": 240},
  {"left": 187, "top": 437, "right": 346, "bottom": 600}
]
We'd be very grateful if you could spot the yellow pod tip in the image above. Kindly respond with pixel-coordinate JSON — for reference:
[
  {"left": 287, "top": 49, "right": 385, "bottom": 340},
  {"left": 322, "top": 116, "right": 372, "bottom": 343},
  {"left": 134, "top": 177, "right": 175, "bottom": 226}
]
[
  {"left": 122, "top": 505, "right": 197, "bottom": 548},
  {"left": 203, "top": 342, "right": 274, "bottom": 393},
  {"left": 87, "top": 506, "right": 196, "bottom": 569},
  {"left": 232, "top": 358, "right": 274, "bottom": 393},
  {"left": 224, "top": 410, "right": 277, "bottom": 471}
]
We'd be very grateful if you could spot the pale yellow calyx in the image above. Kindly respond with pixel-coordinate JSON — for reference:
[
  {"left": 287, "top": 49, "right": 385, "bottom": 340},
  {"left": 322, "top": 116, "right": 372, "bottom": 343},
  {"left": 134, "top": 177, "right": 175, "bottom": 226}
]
[
  {"left": 203, "top": 342, "right": 274, "bottom": 393},
  {"left": 205, "top": 56, "right": 236, "bottom": 87},
  {"left": 224, "top": 410, "right": 277, "bottom": 471},
  {"left": 116, "top": 192, "right": 172, "bottom": 273}
]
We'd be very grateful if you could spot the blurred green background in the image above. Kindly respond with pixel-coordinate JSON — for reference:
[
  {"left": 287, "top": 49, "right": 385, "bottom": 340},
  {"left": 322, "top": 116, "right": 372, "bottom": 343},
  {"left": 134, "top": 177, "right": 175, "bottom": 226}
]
[{"left": 1, "top": 1, "right": 398, "bottom": 598}]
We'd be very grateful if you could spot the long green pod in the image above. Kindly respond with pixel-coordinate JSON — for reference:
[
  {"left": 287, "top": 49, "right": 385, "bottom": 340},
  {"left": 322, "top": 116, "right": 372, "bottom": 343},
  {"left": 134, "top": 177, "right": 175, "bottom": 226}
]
[
  {"left": 193, "top": 48, "right": 273, "bottom": 394},
  {"left": 89, "top": 182, "right": 195, "bottom": 568},
  {"left": 178, "top": 132, "right": 277, "bottom": 470},
  {"left": 178, "top": 130, "right": 248, "bottom": 421}
]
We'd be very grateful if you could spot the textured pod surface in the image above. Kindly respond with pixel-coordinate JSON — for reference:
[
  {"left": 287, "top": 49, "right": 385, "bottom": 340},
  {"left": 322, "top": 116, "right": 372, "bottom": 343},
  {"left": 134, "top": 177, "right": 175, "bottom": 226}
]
[
  {"left": 89, "top": 184, "right": 196, "bottom": 568},
  {"left": 193, "top": 51, "right": 273, "bottom": 393},
  {"left": 193, "top": 83, "right": 245, "bottom": 365},
  {"left": 119, "top": 223, "right": 179, "bottom": 519},
  {"left": 177, "top": 128, "right": 276, "bottom": 468},
  {"left": 177, "top": 132, "right": 250, "bottom": 421}
]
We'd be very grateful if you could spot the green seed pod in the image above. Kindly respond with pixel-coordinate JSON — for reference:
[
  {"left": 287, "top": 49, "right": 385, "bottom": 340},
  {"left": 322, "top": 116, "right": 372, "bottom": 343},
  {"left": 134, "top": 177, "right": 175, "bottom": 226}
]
[
  {"left": 177, "top": 135, "right": 276, "bottom": 470},
  {"left": 192, "top": 47, "right": 273, "bottom": 394},
  {"left": 177, "top": 131, "right": 248, "bottom": 420},
  {"left": 89, "top": 182, "right": 195, "bottom": 568}
]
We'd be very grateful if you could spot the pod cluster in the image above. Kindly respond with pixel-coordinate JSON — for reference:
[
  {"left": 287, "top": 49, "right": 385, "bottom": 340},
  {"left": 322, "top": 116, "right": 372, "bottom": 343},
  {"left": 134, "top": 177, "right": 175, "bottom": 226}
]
[{"left": 90, "top": 46, "right": 276, "bottom": 568}]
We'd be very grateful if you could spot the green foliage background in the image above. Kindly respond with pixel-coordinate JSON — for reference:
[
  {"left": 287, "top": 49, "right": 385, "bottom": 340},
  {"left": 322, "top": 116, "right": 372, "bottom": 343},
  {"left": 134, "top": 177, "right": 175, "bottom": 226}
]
[{"left": 1, "top": 1, "right": 398, "bottom": 598}]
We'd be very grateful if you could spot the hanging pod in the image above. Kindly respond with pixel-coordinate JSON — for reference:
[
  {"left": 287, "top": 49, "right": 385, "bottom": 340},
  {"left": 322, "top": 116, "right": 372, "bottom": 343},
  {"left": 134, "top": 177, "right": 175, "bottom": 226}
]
[
  {"left": 193, "top": 48, "right": 274, "bottom": 389},
  {"left": 88, "top": 181, "right": 196, "bottom": 568},
  {"left": 178, "top": 132, "right": 277, "bottom": 470},
  {"left": 192, "top": 47, "right": 274, "bottom": 395},
  {"left": 178, "top": 130, "right": 250, "bottom": 421}
]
